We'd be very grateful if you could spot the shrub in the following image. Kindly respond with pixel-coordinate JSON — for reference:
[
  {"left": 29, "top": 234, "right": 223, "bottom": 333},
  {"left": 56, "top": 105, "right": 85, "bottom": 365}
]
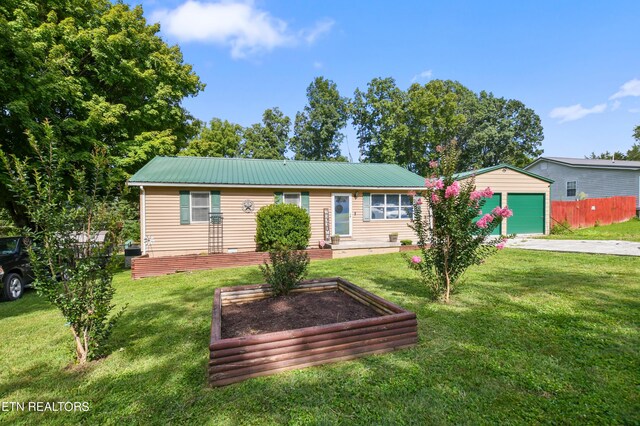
[
  {"left": 550, "top": 220, "right": 571, "bottom": 235},
  {"left": 259, "top": 247, "right": 310, "bottom": 296},
  {"left": 400, "top": 239, "right": 413, "bottom": 246},
  {"left": 408, "top": 141, "right": 511, "bottom": 303},
  {"left": 255, "top": 203, "right": 311, "bottom": 251}
]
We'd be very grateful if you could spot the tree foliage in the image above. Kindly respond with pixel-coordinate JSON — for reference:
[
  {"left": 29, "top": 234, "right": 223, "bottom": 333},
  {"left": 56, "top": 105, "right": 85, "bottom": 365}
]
[
  {"left": 291, "top": 77, "right": 349, "bottom": 161},
  {"left": 241, "top": 107, "right": 290, "bottom": 159},
  {"left": 352, "top": 78, "right": 544, "bottom": 173},
  {"left": 0, "top": 0, "right": 204, "bottom": 226},
  {"left": 408, "top": 141, "right": 511, "bottom": 302},
  {"left": 0, "top": 123, "right": 125, "bottom": 363},
  {"left": 181, "top": 118, "right": 243, "bottom": 157}
]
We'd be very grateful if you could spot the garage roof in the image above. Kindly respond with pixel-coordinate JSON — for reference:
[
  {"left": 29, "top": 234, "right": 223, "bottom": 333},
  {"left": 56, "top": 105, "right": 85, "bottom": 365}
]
[{"left": 454, "top": 164, "right": 554, "bottom": 183}]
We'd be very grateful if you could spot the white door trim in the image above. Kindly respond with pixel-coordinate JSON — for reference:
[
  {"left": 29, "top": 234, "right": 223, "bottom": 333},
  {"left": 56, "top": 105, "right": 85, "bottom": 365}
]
[{"left": 332, "top": 193, "right": 352, "bottom": 237}]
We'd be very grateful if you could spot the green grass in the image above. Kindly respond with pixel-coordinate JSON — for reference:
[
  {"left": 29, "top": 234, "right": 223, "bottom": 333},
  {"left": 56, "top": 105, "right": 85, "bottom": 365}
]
[
  {"left": 1, "top": 250, "right": 639, "bottom": 425},
  {"left": 546, "top": 218, "right": 640, "bottom": 242}
]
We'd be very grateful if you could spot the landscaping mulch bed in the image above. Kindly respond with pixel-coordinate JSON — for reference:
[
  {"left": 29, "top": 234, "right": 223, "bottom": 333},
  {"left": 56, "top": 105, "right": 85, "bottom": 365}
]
[{"left": 221, "top": 290, "right": 382, "bottom": 338}]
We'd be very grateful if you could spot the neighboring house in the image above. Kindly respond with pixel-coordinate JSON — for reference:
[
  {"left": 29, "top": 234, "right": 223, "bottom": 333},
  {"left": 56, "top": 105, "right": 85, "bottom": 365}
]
[
  {"left": 127, "top": 157, "right": 425, "bottom": 257},
  {"left": 455, "top": 164, "right": 553, "bottom": 235},
  {"left": 525, "top": 157, "right": 640, "bottom": 211}
]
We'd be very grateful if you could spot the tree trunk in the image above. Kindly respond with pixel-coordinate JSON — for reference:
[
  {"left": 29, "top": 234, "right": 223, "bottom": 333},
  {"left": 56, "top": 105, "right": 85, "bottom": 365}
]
[{"left": 72, "top": 327, "right": 88, "bottom": 364}]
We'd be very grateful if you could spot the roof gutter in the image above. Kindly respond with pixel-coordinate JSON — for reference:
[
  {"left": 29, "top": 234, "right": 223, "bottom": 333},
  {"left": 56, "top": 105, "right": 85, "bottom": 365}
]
[{"left": 127, "top": 182, "right": 426, "bottom": 191}]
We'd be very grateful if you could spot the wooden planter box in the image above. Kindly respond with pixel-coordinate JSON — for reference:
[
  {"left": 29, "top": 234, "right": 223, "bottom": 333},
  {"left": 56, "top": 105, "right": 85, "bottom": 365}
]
[{"left": 209, "top": 277, "right": 418, "bottom": 387}]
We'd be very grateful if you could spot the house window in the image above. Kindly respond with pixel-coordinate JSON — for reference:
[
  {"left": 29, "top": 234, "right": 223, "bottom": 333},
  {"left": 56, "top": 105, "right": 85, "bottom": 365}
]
[
  {"left": 371, "top": 194, "right": 413, "bottom": 220},
  {"left": 566, "top": 181, "right": 577, "bottom": 197},
  {"left": 283, "top": 192, "right": 301, "bottom": 207},
  {"left": 191, "top": 192, "right": 210, "bottom": 223}
]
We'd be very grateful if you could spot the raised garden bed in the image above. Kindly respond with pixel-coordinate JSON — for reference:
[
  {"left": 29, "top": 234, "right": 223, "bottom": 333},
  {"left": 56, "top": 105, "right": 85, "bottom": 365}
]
[{"left": 209, "top": 277, "right": 418, "bottom": 387}]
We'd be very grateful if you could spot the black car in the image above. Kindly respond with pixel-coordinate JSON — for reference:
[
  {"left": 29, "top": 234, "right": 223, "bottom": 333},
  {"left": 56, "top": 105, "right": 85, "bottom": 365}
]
[{"left": 0, "top": 237, "right": 34, "bottom": 301}]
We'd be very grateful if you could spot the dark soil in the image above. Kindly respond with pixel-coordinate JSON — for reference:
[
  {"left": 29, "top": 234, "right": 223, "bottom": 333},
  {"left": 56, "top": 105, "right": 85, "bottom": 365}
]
[{"left": 221, "top": 290, "right": 382, "bottom": 338}]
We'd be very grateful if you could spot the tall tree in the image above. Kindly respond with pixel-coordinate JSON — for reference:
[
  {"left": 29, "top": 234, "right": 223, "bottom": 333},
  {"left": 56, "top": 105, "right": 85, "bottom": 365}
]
[
  {"left": 352, "top": 78, "right": 544, "bottom": 173},
  {"left": 352, "top": 77, "right": 408, "bottom": 164},
  {"left": 291, "top": 77, "right": 349, "bottom": 161},
  {"left": 242, "top": 107, "right": 290, "bottom": 159},
  {"left": 181, "top": 118, "right": 243, "bottom": 157},
  {"left": 634, "top": 125, "right": 640, "bottom": 141},
  {"left": 404, "top": 81, "right": 466, "bottom": 175},
  {"left": 0, "top": 0, "right": 203, "bottom": 226},
  {"left": 456, "top": 91, "right": 544, "bottom": 169}
]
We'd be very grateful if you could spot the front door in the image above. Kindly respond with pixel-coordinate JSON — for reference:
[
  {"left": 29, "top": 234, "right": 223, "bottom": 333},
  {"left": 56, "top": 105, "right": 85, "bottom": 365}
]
[{"left": 332, "top": 194, "right": 352, "bottom": 237}]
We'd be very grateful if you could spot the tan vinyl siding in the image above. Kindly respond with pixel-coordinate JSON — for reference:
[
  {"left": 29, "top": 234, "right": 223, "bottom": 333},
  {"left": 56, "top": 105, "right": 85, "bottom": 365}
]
[
  {"left": 472, "top": 168, "right": 551, "bottom": 235},
  {"left": 144, "top": 187, "right": 418, "bottom": 257}
]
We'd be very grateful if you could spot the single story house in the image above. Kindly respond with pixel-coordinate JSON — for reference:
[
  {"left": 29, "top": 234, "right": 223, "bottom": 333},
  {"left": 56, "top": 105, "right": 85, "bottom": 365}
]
[
  {"left": 455, "top": 164, "right": 553, "bottom": 235},
  {"left": 525, "top": 157, "right": 640, "bottom": 213},
  {"left": 127, "top": 157, "right": 426, "bottom": 257}
]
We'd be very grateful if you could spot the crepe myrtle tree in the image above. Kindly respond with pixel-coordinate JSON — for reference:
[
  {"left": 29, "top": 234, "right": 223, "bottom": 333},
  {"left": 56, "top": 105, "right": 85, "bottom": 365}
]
[
  {"left": 407, "top": 141, "right": 512, "bottom": 302},
  {"left": 0, "top": 122, "right": 125, "bottom": 364}
]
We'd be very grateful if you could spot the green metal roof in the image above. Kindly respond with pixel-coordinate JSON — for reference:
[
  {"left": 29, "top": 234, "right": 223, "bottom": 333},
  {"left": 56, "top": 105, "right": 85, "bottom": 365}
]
[
  {"left": 128, "top": 157, "right": 427, "bottom": 188},
  {"left": 453, "top": 164, "right": 554, "bottom": 183}
]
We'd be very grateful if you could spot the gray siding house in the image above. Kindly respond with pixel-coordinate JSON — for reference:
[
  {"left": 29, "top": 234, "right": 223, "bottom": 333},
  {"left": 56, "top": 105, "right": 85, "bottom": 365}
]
[{"left": 525, "top": 157, "right": 640, "bottom": 212}]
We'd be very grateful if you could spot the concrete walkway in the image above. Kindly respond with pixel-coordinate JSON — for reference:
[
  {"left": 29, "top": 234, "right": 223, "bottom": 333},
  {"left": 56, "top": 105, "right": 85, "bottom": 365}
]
[{"left": 505, "top": 238, "right": 640, "bottom": 257}]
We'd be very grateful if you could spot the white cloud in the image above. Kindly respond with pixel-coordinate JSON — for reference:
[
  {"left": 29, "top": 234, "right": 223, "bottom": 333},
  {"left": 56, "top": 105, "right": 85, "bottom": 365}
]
[
  {"left": 300, "top": 19, "right": 334, "bottom": 44},
  {"left": 629, "top": 108, "right": 640, "bottom": 113},
  {"left": 549, "top": 103, "right": 607, "bottom": 123},
  {"left": 313, "top": 61, "right": 323, "bottom": 69},
  {"left": 411, "top": 69, "right": 433, "bottom": 83},
  {"left": 150, "top": 1, "right": 333, "bottom": 59},
  {"left": 610, "top": 100, "right": 621, "bottom": 111},
  {"left": 609, "top": 78, "right": 640, "bottom": 100}
]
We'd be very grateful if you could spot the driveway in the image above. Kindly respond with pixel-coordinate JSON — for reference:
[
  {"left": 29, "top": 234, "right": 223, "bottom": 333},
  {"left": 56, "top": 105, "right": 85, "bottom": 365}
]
[{"left": 505, "top": 238, "right": 640, "bottom": 256}]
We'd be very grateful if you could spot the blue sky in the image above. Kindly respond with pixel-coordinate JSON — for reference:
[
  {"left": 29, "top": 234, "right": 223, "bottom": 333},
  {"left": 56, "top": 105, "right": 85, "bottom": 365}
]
[{"left": 129, "top": 0, "right": 640, "bottom": 160}]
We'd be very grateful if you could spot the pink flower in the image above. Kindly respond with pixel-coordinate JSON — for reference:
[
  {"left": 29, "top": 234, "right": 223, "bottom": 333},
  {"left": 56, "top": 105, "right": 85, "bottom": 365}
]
[
  {"left": 444, "top": 181, "right": 461, "bottom": 198},
  {"left": 496, "top": 242, "right": 506, "bottom": 250},
  {"left": 501, "top": 206, "right": 513, "bottom": 218},
  {"left": 491, "top": 206, "right": 514, "bottom": 218},
  {"left": 470, "top": 190, "right": 483, "bottom": 201},
  {"left": 476, "top": 214, "right": 493, "bottom": 229},
  {"left": 482, "top": 187, "right": 494, "bottom": 198},
  {"left": 429, "top": 160, "right": 438, "bottom": 169},
  {"left": 319, "top": 240, "right": 326, "bottom": 248},
  {"left": 411, "top": 255, "right": 422, "bottom": 264},
  {"left": 434, "top": 179, "right": 444, "bottom": 190},
  {"left": 416, "top": 198, "right": 423, "bottom": 205},
  {"left": 431, "top": 193, "right": 440, "bottom": 204},
  {"left": 408, "top": 190, "right": 417, "bottom": 197},
  {"left": 436, "top": 145, "right": 445, "bottom": 153},
  {"left": 424, "top": 179, "right": 434, "bottom": 189}
]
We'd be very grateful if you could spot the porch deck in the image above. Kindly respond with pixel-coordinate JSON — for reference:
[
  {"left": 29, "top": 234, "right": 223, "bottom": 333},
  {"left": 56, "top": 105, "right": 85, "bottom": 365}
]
[{"left": 325, "top": 239, "right": 401, "bottom": 250}]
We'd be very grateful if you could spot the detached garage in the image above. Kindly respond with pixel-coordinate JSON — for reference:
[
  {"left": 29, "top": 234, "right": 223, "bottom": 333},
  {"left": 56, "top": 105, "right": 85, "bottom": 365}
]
[{"left": 456, "top": 164, "right": 553, "bottom": 235}]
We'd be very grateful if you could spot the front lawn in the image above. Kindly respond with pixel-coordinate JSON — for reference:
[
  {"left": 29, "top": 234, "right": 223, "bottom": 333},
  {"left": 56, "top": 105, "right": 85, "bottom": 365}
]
[
  {"left": 1, "top": 250, "right": 638, "bottom": 424},
  {"left": 546, "top": 217, "right": 640, "bottom": 242}
]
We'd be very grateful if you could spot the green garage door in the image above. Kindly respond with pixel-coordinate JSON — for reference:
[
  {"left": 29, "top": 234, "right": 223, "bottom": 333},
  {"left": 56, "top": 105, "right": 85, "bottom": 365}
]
[
  {"left": 507, "top": 193, "right": 545, "bottom": 234},
  {"left": 477, "top": 193, "right": 502, "bottom": 235}
]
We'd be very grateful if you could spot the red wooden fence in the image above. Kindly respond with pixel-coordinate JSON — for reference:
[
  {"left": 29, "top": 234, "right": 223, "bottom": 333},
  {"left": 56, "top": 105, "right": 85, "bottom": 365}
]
[{"left": 551, "top": 196, "right": 637, "bottom": 229}]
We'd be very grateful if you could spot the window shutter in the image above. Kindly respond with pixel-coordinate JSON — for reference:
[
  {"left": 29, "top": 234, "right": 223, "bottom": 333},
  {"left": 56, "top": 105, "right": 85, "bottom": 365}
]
[
  {"left": 210, "top": 191, "right": 221, "bottom": 214},
  {"left": 274, "top": 192, "right": 283, "bottom": 204},
  {"left": 362, "top": 192, "right": 371, "bottom": 222},
  {"left": 179, "top": 191, "right": 190, "bottom": 225},
  {"left": 301, "top": 192, "right": 310, "bottom": 213}
]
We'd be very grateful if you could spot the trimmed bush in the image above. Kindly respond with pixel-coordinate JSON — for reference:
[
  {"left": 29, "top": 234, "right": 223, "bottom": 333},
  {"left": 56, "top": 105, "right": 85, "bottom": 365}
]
[
  {"left": 255, "top": 203, "right": 311, "bottom": 251},
  {"left": 400, "top": 239, "right": 413, "bottom": 246},
  {"left": 259, "top": 247, "right": 310, "bottom": 296}
]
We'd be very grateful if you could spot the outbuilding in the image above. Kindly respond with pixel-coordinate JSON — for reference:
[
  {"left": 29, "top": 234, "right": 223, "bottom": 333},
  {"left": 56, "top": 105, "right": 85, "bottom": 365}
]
[{"left": 456, "top": 164, "right": 553, "bottom": 235}]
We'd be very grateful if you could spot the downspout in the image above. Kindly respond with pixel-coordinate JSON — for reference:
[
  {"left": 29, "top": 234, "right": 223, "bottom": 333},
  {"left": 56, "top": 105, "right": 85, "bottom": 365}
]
[{"left": 140, "top": 186, "right": 146, "bottom": 255}]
